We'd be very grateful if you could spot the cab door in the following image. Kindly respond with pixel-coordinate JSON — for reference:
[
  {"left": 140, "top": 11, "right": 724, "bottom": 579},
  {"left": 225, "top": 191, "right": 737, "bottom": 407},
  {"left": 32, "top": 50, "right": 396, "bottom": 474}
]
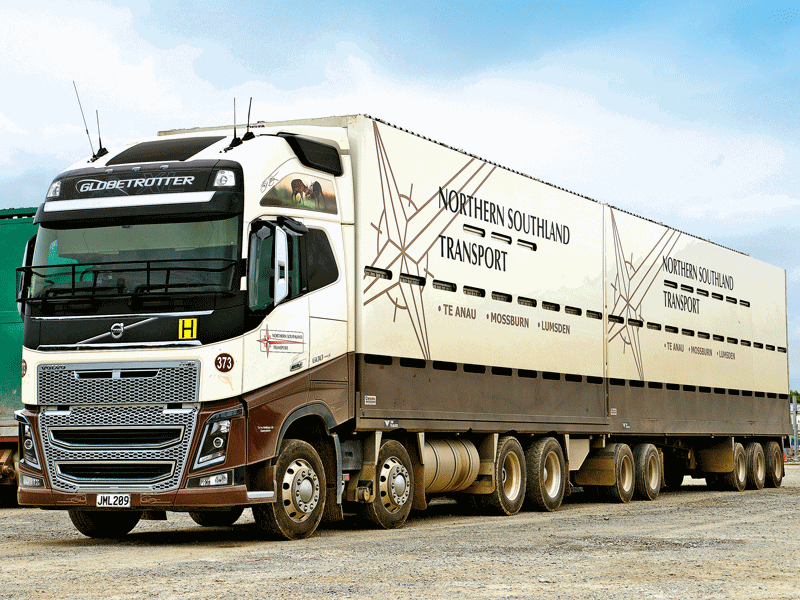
[{"left": 242, "top": 220, "right": 310, "bottom": 394}]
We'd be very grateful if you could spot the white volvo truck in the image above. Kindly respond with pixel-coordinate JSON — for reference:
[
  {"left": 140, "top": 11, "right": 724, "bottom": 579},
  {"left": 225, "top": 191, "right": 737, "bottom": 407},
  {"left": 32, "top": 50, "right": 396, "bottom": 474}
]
[{"left": 16, "top": 115, "right": 789, "bottom": 539}]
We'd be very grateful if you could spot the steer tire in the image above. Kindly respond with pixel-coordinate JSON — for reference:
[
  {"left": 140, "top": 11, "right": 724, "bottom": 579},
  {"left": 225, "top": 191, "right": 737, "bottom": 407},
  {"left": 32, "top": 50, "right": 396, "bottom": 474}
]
[
  {"left": 253, "top": 439, "right": 326, "bottom": 540},
  {"left": 189, "top": 507, "right": 245, "bottom": 527},
  {"left": 68, "top": 510, "right": 142, "bottom": 539}
]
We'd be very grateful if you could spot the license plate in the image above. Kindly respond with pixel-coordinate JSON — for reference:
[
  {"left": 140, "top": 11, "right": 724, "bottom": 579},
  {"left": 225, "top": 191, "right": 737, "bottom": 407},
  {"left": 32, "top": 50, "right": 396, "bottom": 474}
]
[{"left": 95, "top": 493, "right": 131, "bottom": 508}]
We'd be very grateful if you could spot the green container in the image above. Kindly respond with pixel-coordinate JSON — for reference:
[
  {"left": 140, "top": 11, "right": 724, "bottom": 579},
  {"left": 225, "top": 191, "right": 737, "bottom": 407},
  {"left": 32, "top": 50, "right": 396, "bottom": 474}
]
[{"left": 0, "top": 208, "right": 38, "bottom": 438}]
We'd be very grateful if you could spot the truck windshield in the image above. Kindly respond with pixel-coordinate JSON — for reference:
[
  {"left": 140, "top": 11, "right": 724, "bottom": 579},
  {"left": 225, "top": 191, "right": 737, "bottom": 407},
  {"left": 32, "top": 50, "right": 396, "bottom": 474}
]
[{"left": 25, "top": 216, "right": 241, "bottom": 305}]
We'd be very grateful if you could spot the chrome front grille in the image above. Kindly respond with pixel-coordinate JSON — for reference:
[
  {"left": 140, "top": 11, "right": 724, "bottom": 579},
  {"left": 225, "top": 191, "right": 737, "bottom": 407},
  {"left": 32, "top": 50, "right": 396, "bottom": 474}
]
[
  {"left": 37, "top": 360, "right": 200, "bottom": 405},
  {"left": 49, "top": 426, "right": 184, "bottom": 449},
  {"left": 38, "top": 403, "right": 199, "bottom": 493}
]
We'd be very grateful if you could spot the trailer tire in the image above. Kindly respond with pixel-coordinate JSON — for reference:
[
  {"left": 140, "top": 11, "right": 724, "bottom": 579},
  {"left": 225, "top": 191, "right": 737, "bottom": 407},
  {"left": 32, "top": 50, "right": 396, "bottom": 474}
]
[
  {"left": 68, "top": 510, "right": 141, "bottom": 538},
  {"left": 604, "top": 443, "right": 635, "bottom": 503},
  {"left": 525, "top": 437, "right": 565, "bottom": 512},
  {"left": 744, "top": 442, "right": 765, "bottom": 490},
  {"left": 253, "top": 439, "right": 325, "bottom": 540},
  {"left": 361, "top": 440, "right": 414, "bottom": 529},
  {"left": 633, "top": 444, "right": 661, "bottom": 501},
  {"left": 477, "top": 436, "right": 526, "bottom": 515},
  {"left": 189, "top": 507, "right": 244, "bottom": 527},
  {"left": 723, "top": 442, "right": 747, "bottom": 492},
  {"left": 763, "top": 441, "right": 784, "bottom": 488}
]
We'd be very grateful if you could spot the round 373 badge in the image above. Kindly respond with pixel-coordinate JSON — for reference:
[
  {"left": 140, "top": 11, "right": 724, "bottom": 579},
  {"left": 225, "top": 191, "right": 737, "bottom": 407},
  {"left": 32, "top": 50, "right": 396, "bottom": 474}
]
[{"left": 215, "top": 353, "right": 234, "bottom": 373}]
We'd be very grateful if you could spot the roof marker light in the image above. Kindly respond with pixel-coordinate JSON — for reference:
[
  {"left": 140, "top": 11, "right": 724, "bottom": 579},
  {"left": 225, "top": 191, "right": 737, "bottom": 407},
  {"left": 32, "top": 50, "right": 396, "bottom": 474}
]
[
  {"left": 46, "top": 180, "right": 62, "bottom": 198},
  {"left": 213, "top": 170, "right": 236, "bottom": 187}
]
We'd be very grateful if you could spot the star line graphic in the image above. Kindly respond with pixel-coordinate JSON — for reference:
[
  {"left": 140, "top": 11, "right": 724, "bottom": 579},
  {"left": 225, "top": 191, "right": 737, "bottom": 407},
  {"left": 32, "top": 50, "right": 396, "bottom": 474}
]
[
  {"left": 362, "top": 121, "right": 496, "bottom": 360},
  {"left": 607, "top": 208, "right": 680, "bottom": 380},
  {"left": 258, "top": 327, "right": 304, "bottom": 356}
]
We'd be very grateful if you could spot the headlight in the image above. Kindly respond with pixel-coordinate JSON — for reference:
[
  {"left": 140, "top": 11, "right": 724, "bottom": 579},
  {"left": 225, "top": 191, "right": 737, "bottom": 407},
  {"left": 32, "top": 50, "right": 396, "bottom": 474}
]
[
  {"left": 213, "top": 170, "right": 236, "bottom": 187},
  {"left": 194, "top": 418, "right": 231, "bottom": 469},
  {"left": 20, "top": 423, "right": 40, "bottom": 470},
  {"left": 46, "top": 180, "right": 62, "bottom": 198}
]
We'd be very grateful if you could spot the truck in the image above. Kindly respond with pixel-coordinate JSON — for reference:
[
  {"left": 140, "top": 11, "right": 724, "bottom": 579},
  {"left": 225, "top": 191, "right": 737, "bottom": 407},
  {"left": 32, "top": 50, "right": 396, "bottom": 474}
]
[
  {"left": 0, "top": 208, "right": 38, "bottom": 505},
  {"left": 16, "top": 114, "right": 789, "bottom": 539}
]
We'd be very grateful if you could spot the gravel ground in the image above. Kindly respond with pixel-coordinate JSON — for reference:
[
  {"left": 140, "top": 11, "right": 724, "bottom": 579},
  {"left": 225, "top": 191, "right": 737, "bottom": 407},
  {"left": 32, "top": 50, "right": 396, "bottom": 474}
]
[{"left": 2, "top": 466, "right": 799, "bottom": 600}]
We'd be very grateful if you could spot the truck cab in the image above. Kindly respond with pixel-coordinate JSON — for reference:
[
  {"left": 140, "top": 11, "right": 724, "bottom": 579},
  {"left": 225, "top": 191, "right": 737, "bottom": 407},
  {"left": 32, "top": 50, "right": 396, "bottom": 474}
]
[{"left": 16, "top": 126, "right": 354, "bottom": 539}]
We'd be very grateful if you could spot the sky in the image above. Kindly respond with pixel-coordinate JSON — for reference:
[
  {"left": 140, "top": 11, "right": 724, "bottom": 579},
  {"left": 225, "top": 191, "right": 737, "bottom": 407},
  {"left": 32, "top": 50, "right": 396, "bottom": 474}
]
[{"left": 1, "top": 0, "right": 799, "bottom": 387}]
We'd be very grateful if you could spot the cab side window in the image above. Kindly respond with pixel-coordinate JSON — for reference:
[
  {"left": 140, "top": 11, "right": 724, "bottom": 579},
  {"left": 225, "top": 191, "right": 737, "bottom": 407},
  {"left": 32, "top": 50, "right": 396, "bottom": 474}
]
[
  {"left": 287, "top": 232, "right": 302, "bottom": 299},
  {"left": 306, "top": 229, "right": 338, "bottom": 291}
]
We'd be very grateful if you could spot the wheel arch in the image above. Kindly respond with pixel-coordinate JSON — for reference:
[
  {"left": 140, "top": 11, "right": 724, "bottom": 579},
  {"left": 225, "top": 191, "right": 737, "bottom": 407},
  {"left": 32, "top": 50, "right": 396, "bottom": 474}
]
[{"left": 276, "top": 403, "right": 343, "bottom": 506}]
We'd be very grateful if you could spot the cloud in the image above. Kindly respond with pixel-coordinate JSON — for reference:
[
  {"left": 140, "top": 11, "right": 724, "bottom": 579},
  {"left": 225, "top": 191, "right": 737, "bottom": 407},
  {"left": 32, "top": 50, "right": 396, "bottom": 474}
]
[{"left": 1, "top": 4, "right": 796, "bottom": 236}]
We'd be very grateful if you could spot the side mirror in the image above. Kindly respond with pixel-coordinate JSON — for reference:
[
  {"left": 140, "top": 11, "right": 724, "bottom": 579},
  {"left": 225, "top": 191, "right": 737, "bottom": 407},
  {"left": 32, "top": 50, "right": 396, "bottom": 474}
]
[
  {"left": 273, "top": 226, "right": 288, "bottom": 306},
  {"left": 248, "top": 222, "right": 289, "bottom": 311},
  {"left": 17, "top": 234, "right": 36, "bottom": 318}
]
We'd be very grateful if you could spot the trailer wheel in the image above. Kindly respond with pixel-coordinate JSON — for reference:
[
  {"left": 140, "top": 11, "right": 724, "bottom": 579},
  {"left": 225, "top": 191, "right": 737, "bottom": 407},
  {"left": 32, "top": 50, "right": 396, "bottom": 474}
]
[
  {"left": 253, "top": 439, "right": 325, "bottom": 540},
  {"left": 525, "top": 437, "right": 565, "bottom": 512},
  {"left": 189, "top": 507, "right": 244, "bottom": 527},
  {"left": 361, "top": 440, "right": 414, "bottom": 529},
  {"left": 478, "top": 436, "right": 526, "bottom": 515},
  {"left": 744, "top": 442, "right": 765, "bottom": 490},
  {"left": 763, "top": 441, "right": 784, "bottom": 488},
  {"left": 68, "top": 510, "right": 141, "bottom": 538},
  {"left": 723, "top": 442, "right": 747, "bottom": 492},
  {"left": 604, "top": 443, "right": 635, "bottom": 503},
  {"left": 633, "top": 444, "right": 661, "bottom": 501}
]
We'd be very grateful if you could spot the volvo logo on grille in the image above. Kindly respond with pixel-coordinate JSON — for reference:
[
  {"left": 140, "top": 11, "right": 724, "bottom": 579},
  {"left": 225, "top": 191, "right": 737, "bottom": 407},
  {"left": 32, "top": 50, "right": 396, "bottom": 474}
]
[{"left": 110, "top": 323, "right": 125, "bottom": 339}]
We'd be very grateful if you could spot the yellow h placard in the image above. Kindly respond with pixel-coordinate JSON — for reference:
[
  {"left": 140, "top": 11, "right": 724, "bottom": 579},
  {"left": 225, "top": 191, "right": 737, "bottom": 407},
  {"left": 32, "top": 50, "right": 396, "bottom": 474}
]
[{"left": 178, "top": 318, "right": 197, "bottom": 340}]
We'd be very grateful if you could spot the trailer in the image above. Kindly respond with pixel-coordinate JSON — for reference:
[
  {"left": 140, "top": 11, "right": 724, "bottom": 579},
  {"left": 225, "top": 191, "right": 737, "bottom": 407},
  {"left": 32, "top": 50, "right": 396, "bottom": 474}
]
[
  {"left": 16, "top": 115, "right": 789, "bottom": 539},
  {"left": 0, "top": 208, "right": 37, "bottom": 505}
]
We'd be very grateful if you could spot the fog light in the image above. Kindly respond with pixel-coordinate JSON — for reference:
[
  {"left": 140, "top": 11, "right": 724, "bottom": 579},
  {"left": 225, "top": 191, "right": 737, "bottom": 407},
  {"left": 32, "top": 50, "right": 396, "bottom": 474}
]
[
  {"left": 21, "top": 474, "right": 44, "bottom": 488},
  {"left": 199, "top": 473, "right": 229, "bottom": 487}
]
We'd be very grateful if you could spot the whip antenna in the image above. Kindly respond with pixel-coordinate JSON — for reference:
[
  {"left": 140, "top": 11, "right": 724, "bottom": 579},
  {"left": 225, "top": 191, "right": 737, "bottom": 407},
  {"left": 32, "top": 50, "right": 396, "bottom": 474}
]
[
  {"left": 95, "top": 110, "right": 108, "bottom": 158},
  {"left": 243, "top": 97, "right": 254, "bottom": 141},
  {"left": 73, "top": 81, "right": 95, "bottom": 157},
  {"left": 223, "top": 98, "right": 243, "bottom": 151}
]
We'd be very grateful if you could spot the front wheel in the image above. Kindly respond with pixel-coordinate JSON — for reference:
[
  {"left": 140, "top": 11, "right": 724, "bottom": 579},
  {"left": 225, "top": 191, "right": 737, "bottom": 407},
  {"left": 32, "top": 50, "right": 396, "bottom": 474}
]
[
  {"left": 253, "top": 439, "right": 326, "bottom": 540},
  {"left": 361, "top": 440, "right": 414, "bottom": 529},
  {"left": 68, "top": 510, "right": 141, "bottom": 538}
]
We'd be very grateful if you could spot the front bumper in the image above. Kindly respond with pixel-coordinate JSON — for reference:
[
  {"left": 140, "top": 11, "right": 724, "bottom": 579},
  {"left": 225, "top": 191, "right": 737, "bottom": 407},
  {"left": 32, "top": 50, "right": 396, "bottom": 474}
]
[
  {"left": 16, "top": 398, "right": 274, "bottom": 509},
  {"left": 17, "top": 482, "right": 274, "bottom": 509}
]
